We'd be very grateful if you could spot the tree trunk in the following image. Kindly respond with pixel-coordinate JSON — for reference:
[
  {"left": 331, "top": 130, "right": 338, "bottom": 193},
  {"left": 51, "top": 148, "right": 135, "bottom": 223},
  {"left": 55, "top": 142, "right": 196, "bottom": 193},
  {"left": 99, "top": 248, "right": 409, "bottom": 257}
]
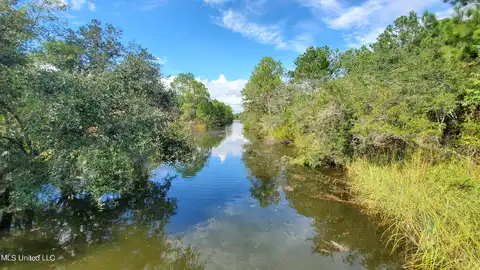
[
  {"left": 0, "top": 187, "right": 13, "bottom": 234},
  {"left": 25, "top": 208, "right": 34, "bottom": 233}
]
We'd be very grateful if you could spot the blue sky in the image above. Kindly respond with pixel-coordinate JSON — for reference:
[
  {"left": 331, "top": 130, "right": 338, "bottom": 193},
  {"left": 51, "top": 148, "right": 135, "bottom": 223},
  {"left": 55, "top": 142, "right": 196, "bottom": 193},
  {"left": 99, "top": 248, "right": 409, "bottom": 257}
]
[{"left": 60, "top": 0, "right": 453, "bottom": 112}]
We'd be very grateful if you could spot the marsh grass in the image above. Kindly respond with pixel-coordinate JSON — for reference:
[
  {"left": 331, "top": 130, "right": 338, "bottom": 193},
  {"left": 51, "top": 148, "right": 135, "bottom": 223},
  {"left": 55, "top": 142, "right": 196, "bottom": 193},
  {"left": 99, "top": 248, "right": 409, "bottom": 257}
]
[{"left": 348, "top": 153, "right": 480, "bottom": 269}]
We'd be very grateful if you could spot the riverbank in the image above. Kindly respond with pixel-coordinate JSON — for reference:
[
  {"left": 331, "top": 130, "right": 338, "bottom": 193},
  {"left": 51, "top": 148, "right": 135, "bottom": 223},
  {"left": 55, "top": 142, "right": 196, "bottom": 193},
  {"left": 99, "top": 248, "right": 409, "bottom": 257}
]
[{"left": 348, "top": 154, "right": 480, "bottom": 269}]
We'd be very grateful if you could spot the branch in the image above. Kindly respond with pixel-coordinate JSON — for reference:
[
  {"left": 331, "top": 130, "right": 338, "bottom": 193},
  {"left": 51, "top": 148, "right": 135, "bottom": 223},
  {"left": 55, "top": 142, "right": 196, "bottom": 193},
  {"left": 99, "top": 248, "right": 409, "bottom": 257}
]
[{"left": 0, "top": 136, "right": 28, "bottom": 155}]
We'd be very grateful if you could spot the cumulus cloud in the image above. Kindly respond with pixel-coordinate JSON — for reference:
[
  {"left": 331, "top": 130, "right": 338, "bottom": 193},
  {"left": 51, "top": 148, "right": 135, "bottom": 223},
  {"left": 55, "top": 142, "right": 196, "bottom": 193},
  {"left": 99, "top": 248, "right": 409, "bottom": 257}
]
[
  {"left": 161, "top": 74, "right": 247, "bottom": 113},
  {"left": 161, "top": 76, "right": 176, "bottom": 88},
  {"left": 198, "top": 74, "right": 247, "bottom": 113},
  {"left": 211, "top": 122, "right": 249, "bottom": 163}
]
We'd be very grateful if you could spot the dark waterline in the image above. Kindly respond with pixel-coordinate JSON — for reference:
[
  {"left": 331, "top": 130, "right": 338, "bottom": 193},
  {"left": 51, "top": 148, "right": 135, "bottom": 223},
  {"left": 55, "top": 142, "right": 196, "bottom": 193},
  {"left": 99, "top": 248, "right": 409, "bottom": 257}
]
[{"left": 0, "top": 121, "right": 401, "bottom": 270}]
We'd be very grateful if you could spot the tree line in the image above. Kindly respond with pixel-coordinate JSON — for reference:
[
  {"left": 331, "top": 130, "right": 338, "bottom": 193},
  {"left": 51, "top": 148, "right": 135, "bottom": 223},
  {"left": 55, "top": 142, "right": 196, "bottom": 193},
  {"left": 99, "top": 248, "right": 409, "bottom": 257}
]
[
  {"left": 171, "top": 73, "right": 233, "bottom": 128},
  {"left": 240, "top": 1, "right": 480, "bottom": 268},
  {"left": 242, "top": 2, "right": 480, "bottom": 167}
]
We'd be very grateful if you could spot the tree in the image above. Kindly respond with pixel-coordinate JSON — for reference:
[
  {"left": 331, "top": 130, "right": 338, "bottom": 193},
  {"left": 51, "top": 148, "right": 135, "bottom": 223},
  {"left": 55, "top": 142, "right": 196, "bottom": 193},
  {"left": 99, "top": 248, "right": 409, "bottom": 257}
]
[
  {"left": 0, "top": 1, "right": 191, "bottom": 232},
  {"left": 444, "top": 0, "right": 479, "bottom": 5},
  {"left": 171, "top": 73, "right": 210, "bottom": 121},
  {"left": 290, "top": 46, "right": 337, "bottom": 88},
  {"left": 171, "top": 73, "right": 233, "bottom": 127},
  {"left": 40, "top": 19, "right": 124, "bottom": 72},
  {"left": 242, "top": 56, "right": 284, "bottom": 132},
  {"left": 241, "top": 7, "right": 480, "bottom": 166}
]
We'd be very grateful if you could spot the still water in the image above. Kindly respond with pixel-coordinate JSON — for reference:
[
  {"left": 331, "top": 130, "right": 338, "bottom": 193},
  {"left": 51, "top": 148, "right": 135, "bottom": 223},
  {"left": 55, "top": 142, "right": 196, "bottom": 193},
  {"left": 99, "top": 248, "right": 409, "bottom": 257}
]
[{"left": 0, "top": 122, "right": 401, "bottom": 269}]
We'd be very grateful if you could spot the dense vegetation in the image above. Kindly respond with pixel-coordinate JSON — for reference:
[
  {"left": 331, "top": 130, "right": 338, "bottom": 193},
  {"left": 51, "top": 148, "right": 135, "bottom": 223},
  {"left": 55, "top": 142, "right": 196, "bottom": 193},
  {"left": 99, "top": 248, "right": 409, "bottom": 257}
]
[
  {"left": 0, "top": 0, "right": 232, "bottom": 235},
  {"left": 243, "top": 10, "right": 480, "bottom": 166},
  {"left": 241, "top": 1, "right": 480, "bottom": 269},
  {"left": 171, "top": 73, "right": 233, "bottom": 128}
]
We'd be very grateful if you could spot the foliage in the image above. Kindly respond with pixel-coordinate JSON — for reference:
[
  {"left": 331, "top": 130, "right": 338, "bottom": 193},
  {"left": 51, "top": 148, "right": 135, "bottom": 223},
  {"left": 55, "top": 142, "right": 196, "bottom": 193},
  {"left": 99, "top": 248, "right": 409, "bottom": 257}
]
[
  {"left": 242, "top": 7, "right": 480, "bottom": 166},
  {"left": 0, "top": 179, "right": 205, "bottom": 269},
  {"left": 0, "top": 1, "right": 193, "bottom": 227},
  {"left": 242, "top": 56, "right": 285, "bottom": 134},
  {"left": 171, "top": 73, "right": 233, "bottom": 127},
  {"left": 289, "top": 46, "right": 338, "bottom": 88},
  {"left": 241, "top": 3, "right": 480, "bottom": 268},
  {"left": 233, "top": 111, "right": 244, "bottom": 121},
  {"left": 173, "top": 128, "right": 227, "bottom": 178}
]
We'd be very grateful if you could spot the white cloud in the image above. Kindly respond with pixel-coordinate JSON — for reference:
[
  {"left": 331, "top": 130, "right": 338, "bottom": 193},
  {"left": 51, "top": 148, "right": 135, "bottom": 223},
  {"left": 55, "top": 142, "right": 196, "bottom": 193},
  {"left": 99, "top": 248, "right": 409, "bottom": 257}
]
[
  {"left": 325, "top": 0, "right": 383, "bottom": 29},
  {"left": 300, "top": 0, "right": 445, "bottom": 47},
  {"left": 245, "top": 0, "right": 270, "bottom": 15},
  {"left": 198, "top": 74, "right": 248, "bottom": 113},
  {"left": 63, "top": 0, "right": 96, "bottom": 11},
  {"left": 204, "top": 0, "right": 228, "bottom": 5},
  {"left": 161, "top": 76, "right": 176, "bottom": 89},
  {"left": 435, "top": 7, "right": 455, "bottom": 19},
  {"left": 345, "top": 27, "right": 384, "bottom": 48},
  {"left": 211, "top": 122, "right": 249, "bottom": 163},
  {"left": 218, "top": 9, "right": 311, "bottom": 53},
  {"left": 220, "top": 10, "right": 285, "bottom": 47},
  {"left": 155, "top": 56, "right": 168, "bottom": 65},
  {"left": 297, "top": 0, "right": 342, "bottom": 13},
  {"left": 162, "top": 74, "right": 247, "bottom": 113},
  {"left": 88, "top": 2, "right": 96, "bottom": 11},
  {"left": 71, "top": 0, "right": 86, "bottom": 10}
]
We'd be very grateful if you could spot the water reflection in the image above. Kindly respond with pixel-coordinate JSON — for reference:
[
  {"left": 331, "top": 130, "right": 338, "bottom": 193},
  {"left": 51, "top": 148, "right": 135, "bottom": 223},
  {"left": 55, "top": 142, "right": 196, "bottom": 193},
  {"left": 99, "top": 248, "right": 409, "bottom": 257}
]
[
  {"left": 174, "top": 126, "right": 231, "bottom": 178},
  {"left": 0, "top": 180, "right": 204, "bottom": 270},
  {"left": 242, "top": 135, "right": 285, "bottom": 208},
  {"left": 0, "top": 122, "right": 402, "bottom": 270},
  {"left": 242, "top": 133, "right": 402, "bottom": 269}
]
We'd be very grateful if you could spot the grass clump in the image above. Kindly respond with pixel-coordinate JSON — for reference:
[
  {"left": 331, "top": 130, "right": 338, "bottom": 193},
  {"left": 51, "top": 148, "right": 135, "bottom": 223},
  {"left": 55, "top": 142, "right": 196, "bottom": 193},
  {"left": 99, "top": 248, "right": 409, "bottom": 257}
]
[{"left": 348, "top": 154, "right": 480, "bottom": 269}]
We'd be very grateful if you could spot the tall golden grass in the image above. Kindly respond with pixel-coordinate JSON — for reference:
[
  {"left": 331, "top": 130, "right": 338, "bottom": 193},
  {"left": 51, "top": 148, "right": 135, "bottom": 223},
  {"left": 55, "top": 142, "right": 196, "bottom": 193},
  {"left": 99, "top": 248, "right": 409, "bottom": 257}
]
[{"left": 348, "top": 153, "right": 480, "bottom": 269}]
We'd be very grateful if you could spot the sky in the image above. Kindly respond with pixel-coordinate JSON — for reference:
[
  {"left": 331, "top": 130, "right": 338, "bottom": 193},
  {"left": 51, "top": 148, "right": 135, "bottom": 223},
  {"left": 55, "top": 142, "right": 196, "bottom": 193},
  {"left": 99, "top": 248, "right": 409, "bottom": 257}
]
[{"left": 60, "top": 0, "right": 454, "bottom": 112}]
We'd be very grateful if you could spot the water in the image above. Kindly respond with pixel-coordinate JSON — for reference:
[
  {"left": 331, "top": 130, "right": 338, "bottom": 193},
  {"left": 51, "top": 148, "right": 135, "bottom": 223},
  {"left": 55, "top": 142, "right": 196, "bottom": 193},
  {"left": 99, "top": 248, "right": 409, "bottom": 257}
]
[{"left": 0, "top": 121, "right": 401, "bottom": 269}]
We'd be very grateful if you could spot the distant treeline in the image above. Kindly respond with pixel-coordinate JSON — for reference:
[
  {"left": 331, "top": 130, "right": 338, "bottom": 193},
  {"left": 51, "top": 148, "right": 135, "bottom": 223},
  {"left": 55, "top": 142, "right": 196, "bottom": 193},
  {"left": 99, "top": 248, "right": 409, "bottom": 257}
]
[{"left": 170, "top": 73, "right": 233, "bottom": 128}]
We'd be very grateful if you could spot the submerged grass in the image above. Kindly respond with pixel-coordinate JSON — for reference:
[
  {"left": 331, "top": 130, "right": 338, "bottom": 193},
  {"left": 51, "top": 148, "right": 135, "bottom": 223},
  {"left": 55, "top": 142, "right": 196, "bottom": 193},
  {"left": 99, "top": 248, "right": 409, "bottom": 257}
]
[{"left": 348, "top": 153, "right": 480, "bottom": 269}]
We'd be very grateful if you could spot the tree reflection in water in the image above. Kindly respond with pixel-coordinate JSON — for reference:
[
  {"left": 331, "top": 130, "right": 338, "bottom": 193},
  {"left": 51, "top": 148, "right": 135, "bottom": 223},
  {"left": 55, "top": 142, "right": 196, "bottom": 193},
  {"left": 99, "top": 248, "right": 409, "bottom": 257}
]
[
  {"left": 242, "top": 133, "right": 293, "bottom": 208},
  {"left": 0, "top": 178, "right": 205, "bottom": 270},
  {"left": 174, "top": 127, "right": 230, "bottom": 178},
  {"left": 242, "top": 136, "right": 402, "bottom": 269}
]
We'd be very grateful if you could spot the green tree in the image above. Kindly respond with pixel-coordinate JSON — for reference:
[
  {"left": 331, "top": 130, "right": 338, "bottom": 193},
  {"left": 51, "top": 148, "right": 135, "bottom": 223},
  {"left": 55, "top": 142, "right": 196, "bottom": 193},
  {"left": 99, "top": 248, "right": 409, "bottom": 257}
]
[
  {"left": 290, "top": 46, "right": 337, "bottom": 88},
  {"left": 171, "top": 73, "right": 211, "bottom": 121},
  {"left": 444, "top": 0, "right": 479, "bottom": 5},
  {"left": 171, "top": 73, "right": 233, "bottom": 127},
  {"left": 242, "top": 56, "right": 284, "bottom": 133},
  {"left": 0, "top": 1, "right": 190, "bottom": 232}
]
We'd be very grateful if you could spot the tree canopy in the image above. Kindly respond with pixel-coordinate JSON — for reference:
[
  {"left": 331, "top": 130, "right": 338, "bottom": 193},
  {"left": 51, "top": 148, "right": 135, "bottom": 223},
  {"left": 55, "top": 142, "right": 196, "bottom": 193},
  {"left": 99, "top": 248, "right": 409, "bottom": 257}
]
[
  {"left": 0, "top": 1, "right": 230, "bottom": 231},
  {"left": 171, "top": 73, "right": 233, "bottom": 127},
  {"left": 242, "top": 4, "right": 480, "bottom": 166}
]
